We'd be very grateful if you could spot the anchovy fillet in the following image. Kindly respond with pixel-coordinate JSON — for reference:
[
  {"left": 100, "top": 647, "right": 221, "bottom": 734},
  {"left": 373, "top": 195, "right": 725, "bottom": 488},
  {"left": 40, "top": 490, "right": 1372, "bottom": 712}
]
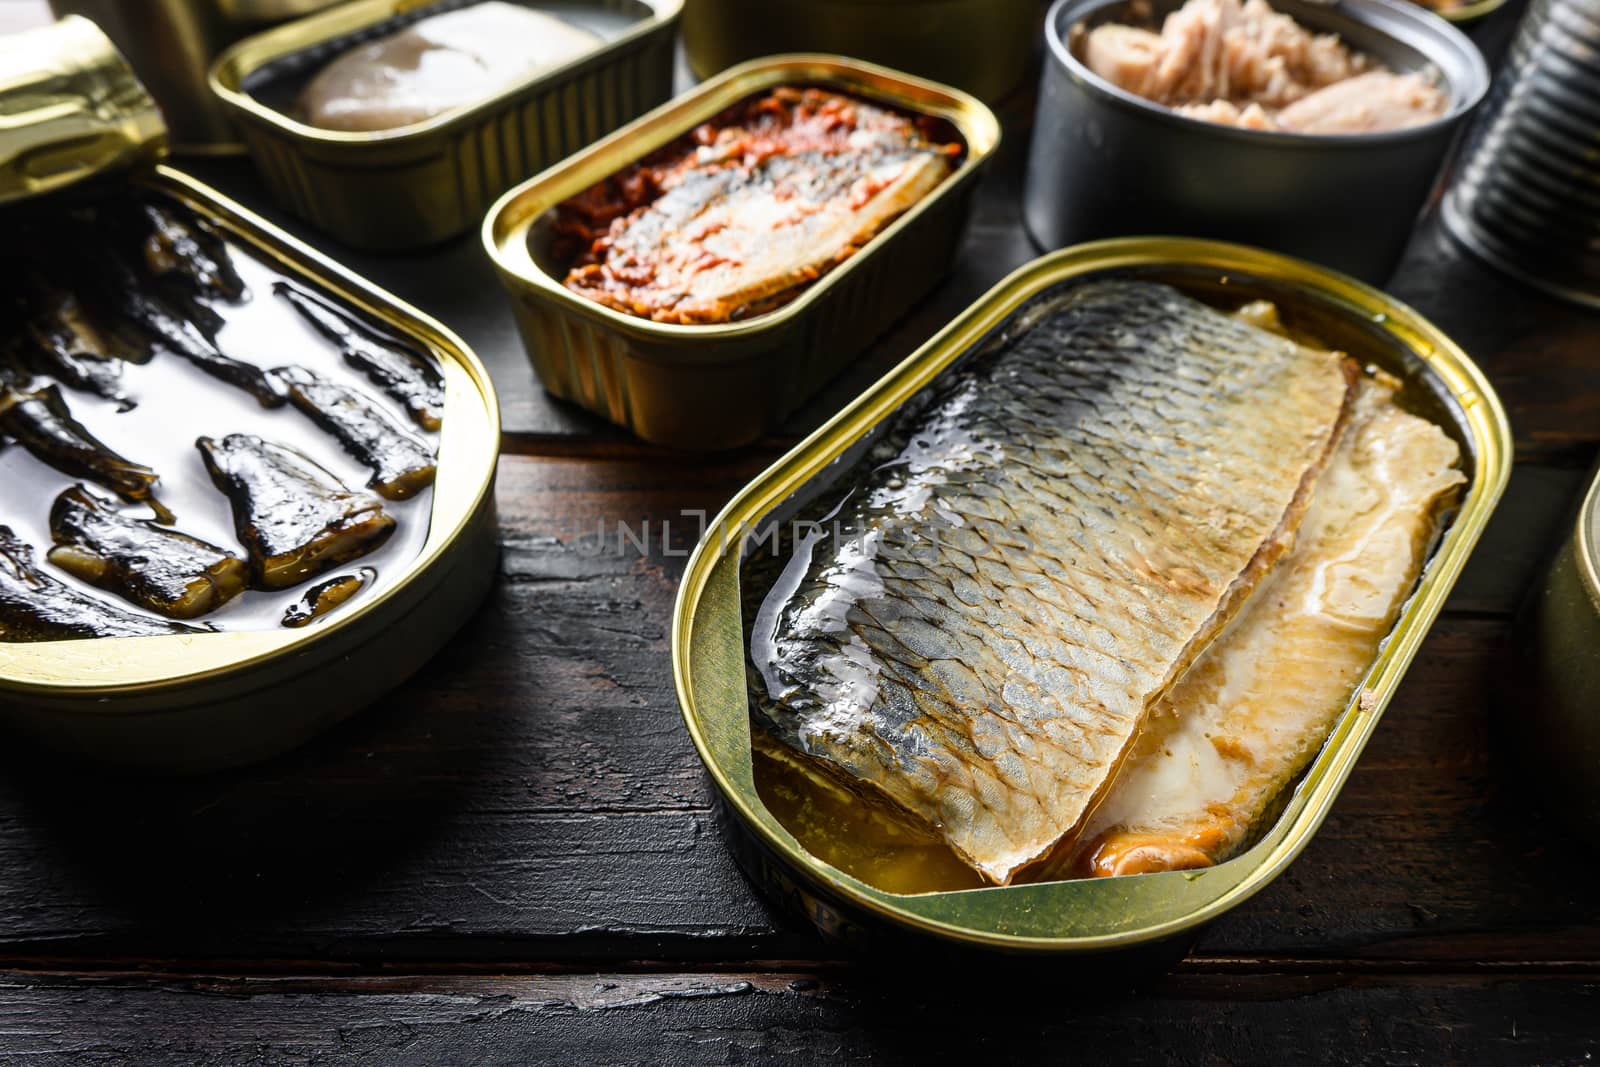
[
  {"left": 48, "top": 485, "right": 248, "bottom": 620},
  {"left": 275, "top": 366, "right": 437, "bottom": 500},
  {"left": 274, "top": 282, "right": 444, "bottom": 431},
  {"left": 0, "top": 385, "right": 168, "bottom": 520},
  {"left": 198, "top": 434, "right": 395, "bottom": 591}
]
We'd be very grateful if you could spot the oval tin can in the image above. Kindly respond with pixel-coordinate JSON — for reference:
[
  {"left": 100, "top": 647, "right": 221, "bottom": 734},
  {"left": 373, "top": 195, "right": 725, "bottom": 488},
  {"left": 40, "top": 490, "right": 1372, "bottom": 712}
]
[
  {"left": 483, "top": 54, "right": 1001, "bottom": 451},
  {"left": 672, "top": 239, "right": 1510, "bottom": 956},
  {"left": 0, "top": 164, "right": 502, "bottom": 774},
  {"left": 209, "top": 0, "right": 682, "bottom": 250}
]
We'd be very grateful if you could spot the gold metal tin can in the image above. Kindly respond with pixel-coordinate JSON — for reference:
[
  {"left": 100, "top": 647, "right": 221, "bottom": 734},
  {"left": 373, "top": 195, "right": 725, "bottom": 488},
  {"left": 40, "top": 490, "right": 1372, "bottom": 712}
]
[
  {"left": 680, "top": 0, "right": 1043, "bottom": 103},
  {"left": 0, "top": 165, "right": 502, "bottom": 774},
  {"left": 483, "top": 55, "right": 1001, "bottom": 451},
  {"left": 49, "top": 0, "right": 346, "bottom": 155},
  {"left": 672, "top": 239, "right": 1511, "bottom": 955},
  {"left": 0, "top": 16, "right": 166, "bottom": 205},
  {"left": 209, "top": 0, "right": 683, "bottom": 250},
  {"left": 1518, "top": 465, "right": 1600, "bottom": 844}
]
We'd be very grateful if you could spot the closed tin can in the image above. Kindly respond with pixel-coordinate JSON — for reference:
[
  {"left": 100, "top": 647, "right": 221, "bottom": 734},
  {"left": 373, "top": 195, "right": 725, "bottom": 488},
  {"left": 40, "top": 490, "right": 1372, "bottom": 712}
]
[
  {"left": 1444, "top": 0, "right": 1600, "bottom": 308},
  {"left": 209, "top": 0, "right": 682, "bottom": 250},
  {"left": 1517, "top": 464, "right": 1600, "bottom": 844},
  {"left": 672, "top": 239, "right": 1510, "bottom": 955},
  {"left": 1022, "top": 0, "right": 1490, "bottom": 284},
  {"left": 483, "top": 54, "right": 1001, "bottom": 451},
  {"left": 0, "top": 16, "right": 166, "bottom": 204},
  {"left": 49, "top": 0, "right": 344, "bottom": 155},
  {"left": 681, "top": 0, "right": 1043, "bottom": 103},
  {"left": 0, "top": 165, "right": 502, "bottom": 773}
]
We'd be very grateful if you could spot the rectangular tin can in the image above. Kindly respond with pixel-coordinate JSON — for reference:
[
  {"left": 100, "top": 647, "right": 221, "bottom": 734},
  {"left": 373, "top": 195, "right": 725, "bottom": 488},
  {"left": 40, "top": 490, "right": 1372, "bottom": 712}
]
[
  {"left": 672, "top": 239, "right": 1511, "bottom": 958},
  {"left": 0, "top": 164, "right": 502, "bottom": 774},
  {"left": 209, "top": 0, "right": 682, "bottom": 250},
  {"left": 483, "top": 54, "right": 1001, "bottom": 451}
]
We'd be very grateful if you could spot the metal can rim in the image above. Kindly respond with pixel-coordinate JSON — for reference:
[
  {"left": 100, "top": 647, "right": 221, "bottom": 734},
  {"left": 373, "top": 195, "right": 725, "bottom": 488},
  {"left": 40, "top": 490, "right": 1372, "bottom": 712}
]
[
  {"left": 672, "top": 237, "right": 1513, "bottom": 952},
  {"left": 1043, "top": 0, "right": 1490, "bottom": 148}
]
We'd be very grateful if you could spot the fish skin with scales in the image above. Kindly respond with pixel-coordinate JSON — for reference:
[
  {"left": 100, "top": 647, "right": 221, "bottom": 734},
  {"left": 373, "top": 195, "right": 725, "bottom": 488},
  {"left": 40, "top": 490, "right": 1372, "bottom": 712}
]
[{"left": 746, "top": 279, "right": 1356, "bottom": 884}]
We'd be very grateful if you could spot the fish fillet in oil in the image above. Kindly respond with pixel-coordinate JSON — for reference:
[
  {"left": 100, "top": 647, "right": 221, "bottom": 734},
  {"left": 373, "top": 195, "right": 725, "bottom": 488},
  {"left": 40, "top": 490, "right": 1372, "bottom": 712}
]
[
  {"left": 1061, "top": 376, "right": 1463, "bottom": 879},
  {"left": 560, "top": 88, "right": 958, "bottom": 324},
  {"left": 746, "top": 280, "right": 1355, "bottom": 884}
]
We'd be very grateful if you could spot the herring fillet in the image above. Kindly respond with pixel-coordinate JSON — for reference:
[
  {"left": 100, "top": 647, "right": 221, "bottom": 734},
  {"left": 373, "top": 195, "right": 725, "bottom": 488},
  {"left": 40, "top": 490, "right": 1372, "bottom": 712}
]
[
  {"left": 746, "top": 280, "right": 1355, "bottom": 884},
  {"left": 1060, "top": 377, "right": 1464, "bottom": 879}
]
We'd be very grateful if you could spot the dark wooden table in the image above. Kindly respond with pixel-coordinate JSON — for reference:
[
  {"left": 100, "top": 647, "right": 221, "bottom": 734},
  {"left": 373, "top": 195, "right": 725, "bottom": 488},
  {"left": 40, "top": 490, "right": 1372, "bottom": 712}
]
[{"left": 4, "top": 7, "right": 1600, "bottom": 1062}]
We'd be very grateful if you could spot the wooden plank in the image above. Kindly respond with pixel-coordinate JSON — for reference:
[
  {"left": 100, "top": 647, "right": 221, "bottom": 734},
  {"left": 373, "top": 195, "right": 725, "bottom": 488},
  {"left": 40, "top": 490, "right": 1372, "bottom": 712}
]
[
  {"left": 0, "top": 968, "right": 1595, "bottom": 1064},
  {"left": 0, "top": 456, "right": 1591, "bottom": 966},
  {"left": 185, "top": 87, "right": 1600, "bottom": 461}
]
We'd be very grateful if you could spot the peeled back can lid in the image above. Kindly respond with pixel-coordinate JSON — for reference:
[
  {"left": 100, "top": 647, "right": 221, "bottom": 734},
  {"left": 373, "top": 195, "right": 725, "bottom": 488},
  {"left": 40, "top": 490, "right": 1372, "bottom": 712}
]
[{"left": 0, "top": 15, "right": 167, "bottom": 205}]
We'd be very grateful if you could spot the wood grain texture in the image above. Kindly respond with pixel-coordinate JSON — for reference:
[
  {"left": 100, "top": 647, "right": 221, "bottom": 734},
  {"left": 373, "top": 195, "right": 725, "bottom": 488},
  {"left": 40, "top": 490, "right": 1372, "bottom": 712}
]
[
  {"left": 0, "top": 968, "right": 1595, "bottom": 1065},
  {"left": 0, "top": 456, "right": 1589, "bottom": 969},
  {"left": 6, "top": 8, "right": 1599, "bottom": 1055}
]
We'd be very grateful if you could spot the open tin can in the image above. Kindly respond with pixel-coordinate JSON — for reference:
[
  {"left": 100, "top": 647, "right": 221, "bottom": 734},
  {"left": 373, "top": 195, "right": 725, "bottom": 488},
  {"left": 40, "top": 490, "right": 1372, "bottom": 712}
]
[
  {"left": 0, "top": 20, "right": 501, "bottom": 772},
  {"left": 672, "top": 239, "right": 1510, "bottom": 956},
  {"left": 483, "top": 54, "right": 1001, "bottom": 451},
  {"left": 1023, "top": 0, "right": 1490, "bottom": 284},
  {"left": 209, "top": 0, "right": 682, "bottom": 250}
]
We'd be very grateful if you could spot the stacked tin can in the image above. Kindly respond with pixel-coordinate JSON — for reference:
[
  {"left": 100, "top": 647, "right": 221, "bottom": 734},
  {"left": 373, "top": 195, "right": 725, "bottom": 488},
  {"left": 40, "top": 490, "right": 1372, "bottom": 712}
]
[{"left": 1444, "top": 0, "right": 1600, "bottom": 307}]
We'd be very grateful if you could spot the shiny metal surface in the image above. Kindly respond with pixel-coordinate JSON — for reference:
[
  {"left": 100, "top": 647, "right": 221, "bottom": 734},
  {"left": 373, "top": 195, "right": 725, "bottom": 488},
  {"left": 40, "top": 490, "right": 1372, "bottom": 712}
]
[
  {"left": 483, "top": 54, "right": 1000, "bottom": 451},
  {"left": 1443, "top": 0, "right": 1600, "bottom": 307},
  {"left": 1022, "top": 0, "right": 1489, "bottom": 284},
  {"left": 681, "top": 0, "right": 1043, "bottom": 103},
  {"left": 209, "top": 0, "right": 682, "bottom": 250},
  {"left": 673, "top": 238, "right": 1511, "bottom": 954},
  {"left": 1518, "top": 464, "right": 1600, "bottom": 845},
  {"left": 0, "top": 16, "right": 166, "bottom": 203}
]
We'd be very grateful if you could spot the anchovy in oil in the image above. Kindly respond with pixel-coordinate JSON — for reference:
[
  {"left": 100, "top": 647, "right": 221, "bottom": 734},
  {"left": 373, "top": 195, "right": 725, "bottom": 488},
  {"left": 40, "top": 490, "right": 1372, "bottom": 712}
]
[
  {"left": 197, "top": 433, "right": 396, "bottom": 591},
  {"left": 48, "top": 484, "right": 248, "bottom": 620},
  {"left": 275, "top": 281, "right": 444, "bottom": 431},
  {"left": 0, "top": 526, "right": 197, "bottom": 641},
  {"left": 20, "top": 285, "right": 133, "bottom": 409},
  {"left": 281, "top": 568, "right": 374, "bottom": 628},
  {"left": 275, "top": 366, "right": 437, "bottom": 500},
  {"left": 0, "top": 385, "right": 169, "bottom": 520}
]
